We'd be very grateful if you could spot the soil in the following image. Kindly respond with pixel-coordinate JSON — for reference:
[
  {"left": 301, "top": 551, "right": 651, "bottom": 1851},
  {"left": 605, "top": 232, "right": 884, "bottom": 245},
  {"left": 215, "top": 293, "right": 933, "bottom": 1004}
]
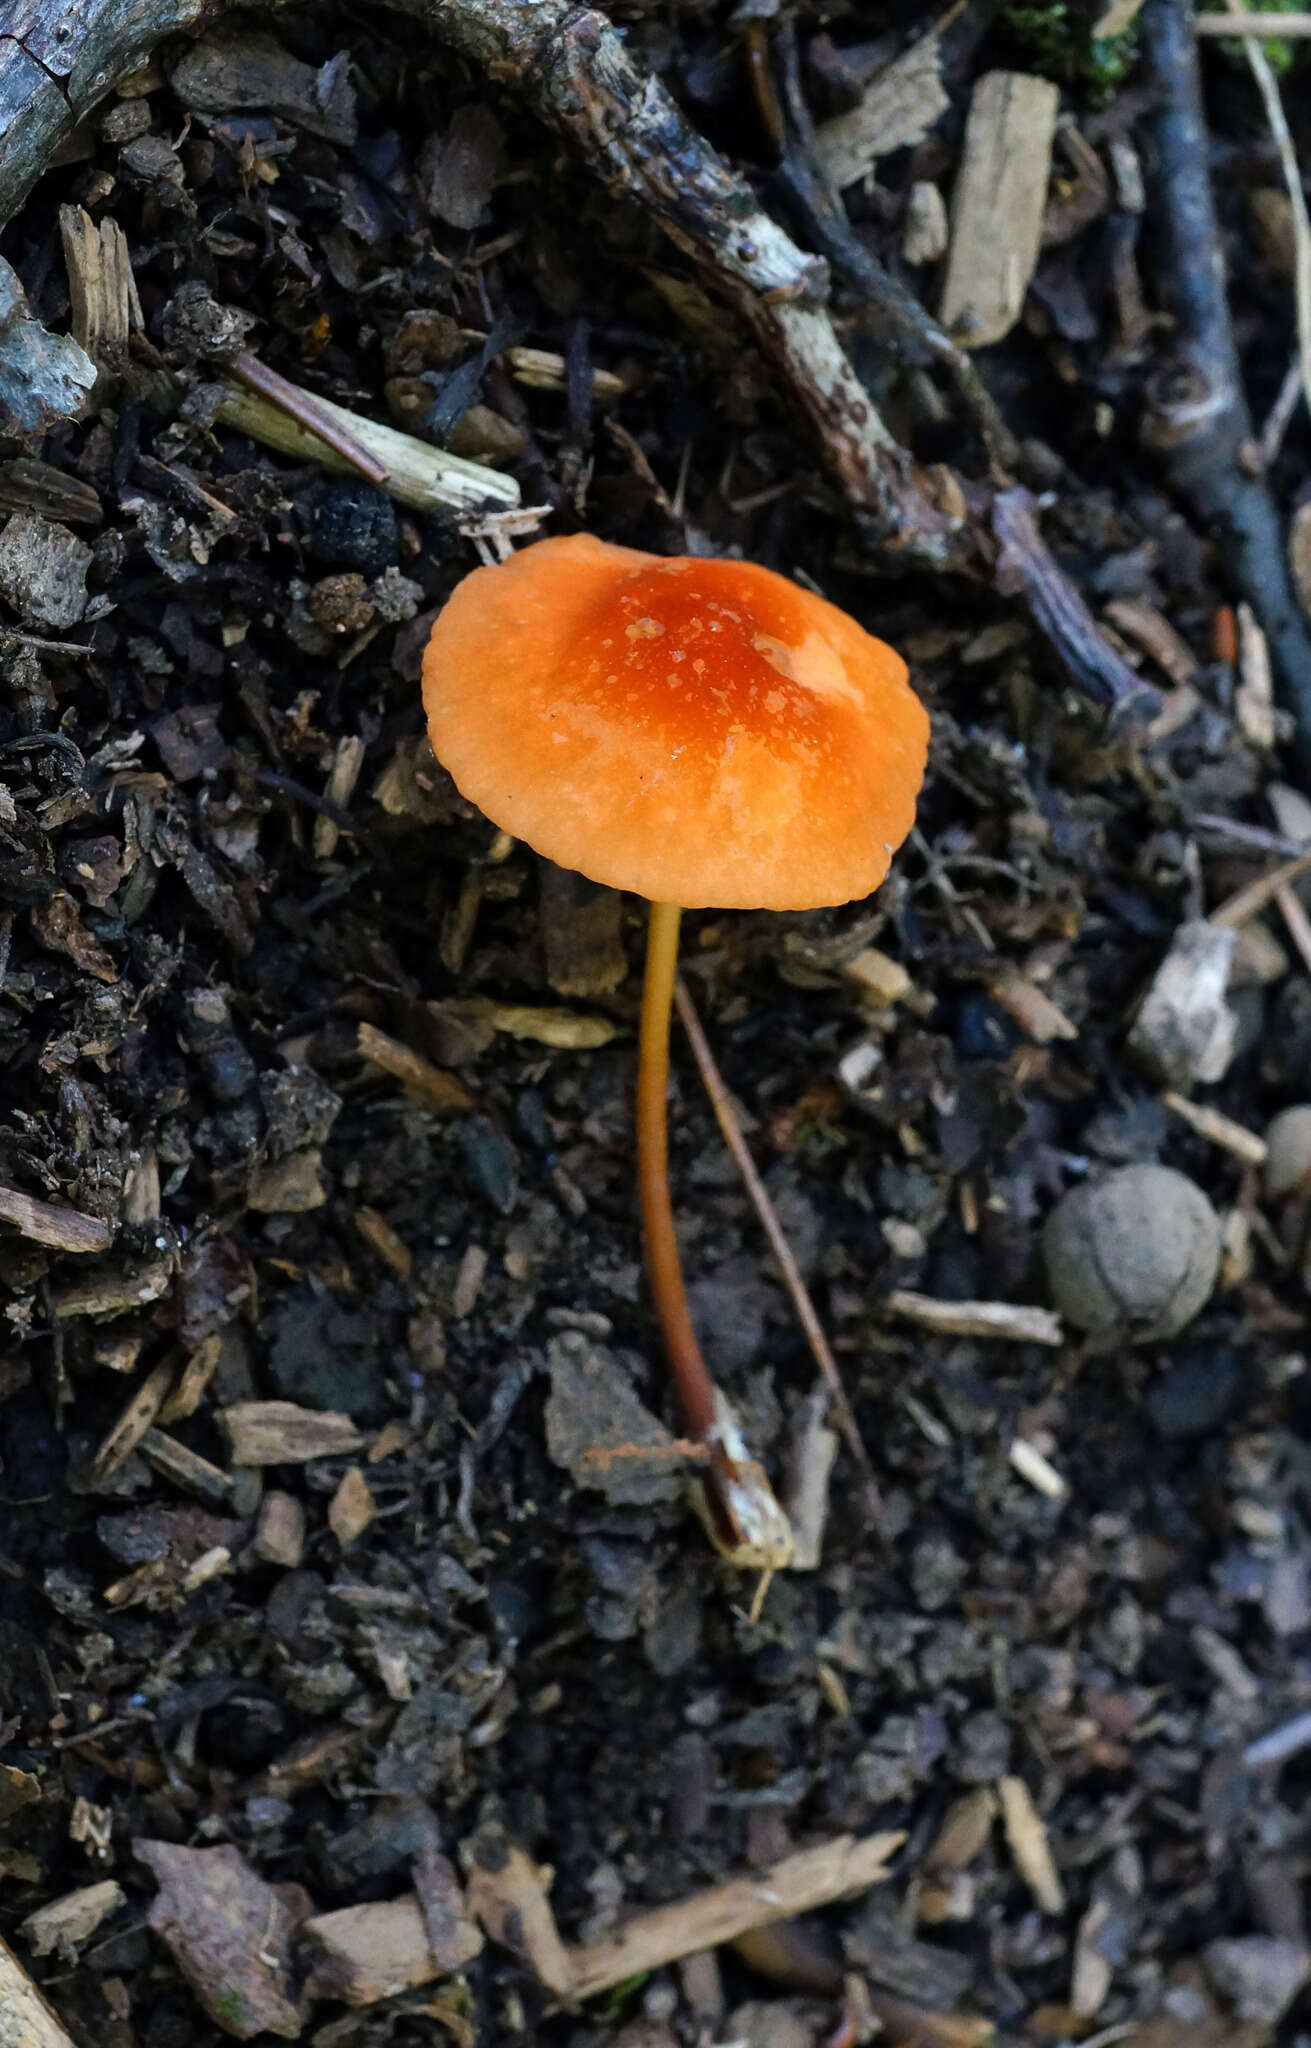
[{"left": 2, "top": 7, "right": 1311, "bottom": 2047}]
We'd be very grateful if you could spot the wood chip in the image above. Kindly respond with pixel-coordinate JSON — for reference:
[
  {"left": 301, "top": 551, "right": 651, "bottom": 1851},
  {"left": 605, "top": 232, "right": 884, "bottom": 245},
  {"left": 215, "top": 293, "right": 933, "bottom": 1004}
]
[
  {"left": 565, "top": 1831, "right": 904, "bottom": 2001},
  {"left": 158, "top": 1333, "right": 222, "bottom": 1424},
  {"left": 998, "top": 1775, "right": 1065, "bottom": 1914},
  {"left": 314, "top": 734, "right": 367, "bottom": 859},
  {"left": 252, "top": 1490, "right": 305, "bottom": 1569},
  {"left": 841, "top": 948, "right": 913, "bottom": 1007},
  {"left": 1163, "top": 1092, "right": 1268, "bottom": 1166},
  {"left": 1211, "top": 847, "right": 1311, "bottom": 927},
  {"left": 1009, "top": 1437, "right": 1068, "bottom": 1500},
  {"left": 0, "top": 1183, "right": 112, "bottom": 1254},
  {"left": 939, "top": 72, "right": 1060, "bottom": 346},
  {"left": 53, "top": 1259, "right": 171, "bottom": 1320},
  {"left": 988, "top": 968, "right": 1078, "bottom": 1043},
  {"left": 59, "top": 206, "right": 137, "bottom": 379},
  {"left": 0, "top": 1933, "right": 76, "bottom": 2047},
  {"left": 461, "top": 1830, "right": 575, "bottom": 2000},
  {"left": 1103, "top": 597, "right": 1200, "bottom": 684},
  {"left": 1236, "top": 602, "right": 1277, "bottom": 749},
  {"left": 89, "top": 1355, "right": 178, "bottom": 1486},
  {"left": 886, "top": 1291, "right": 1064, "bottom": 1344},
  {"left": 328, "top": 1466, "right": 376, "bottom": 1547},
  {"left": 301, "top": 1893, "right": 483, "bottom": 2006},
  {"left": 218, "top": 1401, "right": 364, "bottom": 1466},
  {"left": 454, "top": 997, "right": 617, "bottom": 1050},
  {"left": 139, "top": 1428, "right": 233, "bottom": 1508},
  {"left": 924, "top": 1790, "right": 998, "bottom": 1873},
  {"left": 814, "top": 16, "right": 952, "bottom": 190},
  {"left": 353, "top": 1206, "right": 413, "bottom": 1278},
  {"left": 20, "top": 1881, "right": 125, "bottom": 1962},
  {"left": 357, "top": 1022, "right": 473, "bottom": 1112}
]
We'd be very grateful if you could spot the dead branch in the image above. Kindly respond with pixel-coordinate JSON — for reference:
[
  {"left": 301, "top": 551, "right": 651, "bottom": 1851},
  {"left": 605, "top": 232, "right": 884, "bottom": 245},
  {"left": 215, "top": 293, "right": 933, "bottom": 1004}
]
[
  {"left": 0, "top": 0, "right": 1160, "bottom": 716},
  {"left": 1140, "top": 0, "right": 1311, "bottom": 773}
]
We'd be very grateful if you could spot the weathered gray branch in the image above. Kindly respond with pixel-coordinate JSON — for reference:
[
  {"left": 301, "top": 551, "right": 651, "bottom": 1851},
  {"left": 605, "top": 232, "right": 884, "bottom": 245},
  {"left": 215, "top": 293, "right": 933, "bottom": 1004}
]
[{"left": 0, "top": 0, "right": 1150, "bottom": 714}]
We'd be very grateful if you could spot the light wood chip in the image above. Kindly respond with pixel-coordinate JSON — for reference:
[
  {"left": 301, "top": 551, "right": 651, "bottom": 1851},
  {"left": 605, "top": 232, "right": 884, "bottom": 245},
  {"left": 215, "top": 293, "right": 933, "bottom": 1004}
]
[
  {"left": 1162, "top": 1092, "right": 1267, "bottom": 1166},
  {"left": 301, "top": 1894, "right": 483, "bottom": 2006},
  {"left": 89, "top": 1355, "right": 177, "bottom": 1486},
  {"left": 815, "top": 18, "right": 952, "bottom": 191},
  {"left": 357, "top": 1022, "right": 473, "bottom": 1111},
  {"left": 328, "top": 1466, "right": 376, "bottom": 1547},
  {"left": 886, "top": 1291, "right": 1064, "bottom": 1345},
  {"left": 939, "top": 72, "right": 1060, "bottom": 346},
  {"left": 218, "top": 1401, "right": 364, "bottom": 1465},
  {"left": 0, "top": 1183, "right": 112, "bottom": 1254},
  {"left": 998, "top": 1775, "right": 1065, "bottom": 1913},
  {"left": 0, "top": 1932, "right": 76, "bottom": 2046},
  {"left": 566, "top": 1832, "right": 905, "bottom": 2001}
]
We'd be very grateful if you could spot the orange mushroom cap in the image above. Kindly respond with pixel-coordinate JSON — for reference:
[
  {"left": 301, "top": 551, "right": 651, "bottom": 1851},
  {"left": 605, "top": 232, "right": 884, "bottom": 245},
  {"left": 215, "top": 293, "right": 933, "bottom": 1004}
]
[{"left": 422, "top": 534, "right": 928, "bottom": 911}]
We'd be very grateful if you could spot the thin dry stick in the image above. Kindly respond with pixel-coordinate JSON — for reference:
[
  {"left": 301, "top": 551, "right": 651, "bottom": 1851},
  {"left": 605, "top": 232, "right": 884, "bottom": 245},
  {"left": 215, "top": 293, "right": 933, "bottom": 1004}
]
[
  {"left": 1196, "top": 8, "right": 1311, "bottom": 27},
  {"left": 1210, "top": 846, "right": 1311, "bottom": 926},
  {"left": 673, "top": 974, "right": 886, "bottom": 1538},
  {"left": 1276, "top": 879, "right": 1311, "bottom": 975},
  {"left": 1224, "top": 0, "right": 1311, "bottom": 421},
  {"left": 230, "top": 351, "right": 390, "bottom": 485}
]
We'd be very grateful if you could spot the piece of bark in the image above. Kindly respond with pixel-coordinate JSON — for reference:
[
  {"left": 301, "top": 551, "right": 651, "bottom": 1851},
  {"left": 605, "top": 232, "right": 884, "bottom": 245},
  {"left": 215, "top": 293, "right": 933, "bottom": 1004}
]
[
  {"left": 0, "top": 520, "right": 91, "bottom": 631},
  {"left": 939, "top": 72, "right": 1060, "bottom": 347},
  {"left": 0, "top": 1183, "right": 111, "bottom": 1253},
  {"left": 0, "top": 1934, "right": 77, "bottom": 2047},
  {"left": 136, "top": 1840, "right": 304, "bottom": 2039},
  {"left": 167, "top": 31, "right": 356, "bottom": 144},
  {"left": 218, "top": 1401, "right": 364, "bottom": 1465},
  {"left": 300, "top": 1894, "right": 482, "bottom": 2006},
  {"left": 20, "top": 1882, "right": 126, "bottom": 1962},
  {"left": 814, "top": 17, "right": 952, "bottom": 191},
  {"left": 0, "top": 254, "right": 95, "bottom": 432}
]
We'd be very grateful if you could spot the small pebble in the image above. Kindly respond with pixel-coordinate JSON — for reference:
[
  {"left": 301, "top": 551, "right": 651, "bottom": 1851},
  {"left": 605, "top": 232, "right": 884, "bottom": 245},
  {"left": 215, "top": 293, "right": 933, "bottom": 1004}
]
[{"left": 1043, "top": 1164, "right": 1220, "bottom": 1345}]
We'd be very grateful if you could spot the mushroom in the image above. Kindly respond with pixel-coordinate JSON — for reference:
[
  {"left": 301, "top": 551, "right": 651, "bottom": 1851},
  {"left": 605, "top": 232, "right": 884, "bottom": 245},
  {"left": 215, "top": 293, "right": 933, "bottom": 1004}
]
[{"left": 423, "top": 535, "right": 928, "bottom": 1564}]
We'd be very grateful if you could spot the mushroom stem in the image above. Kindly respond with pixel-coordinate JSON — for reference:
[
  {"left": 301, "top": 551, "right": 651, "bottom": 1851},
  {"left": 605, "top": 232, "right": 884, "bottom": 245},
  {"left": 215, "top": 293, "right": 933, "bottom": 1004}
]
[{"left": 637, "top": 900, "right": 717, "bottom": 1440}]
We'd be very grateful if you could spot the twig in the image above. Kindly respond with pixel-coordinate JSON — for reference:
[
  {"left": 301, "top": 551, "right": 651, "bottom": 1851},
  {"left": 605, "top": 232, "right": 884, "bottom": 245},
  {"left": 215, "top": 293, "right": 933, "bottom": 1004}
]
[
  {"left": 1223, "top": 0, "right": 1311, "bottom": 426},
  {"left": 1196, "top": 8, "right": 1311, "bottom": 27},
  {"left": 230, "top": 352, "right": 390, "bottom": 484},
  {"left": 1140, "top": 0, "right": 1311, "bottom": 775},
  {"left": 1209, "top": 846, "right": 1311, "bottom": 925},
  {"left": 673, "top": 974, "right": 886, "bottom": 1539},
  {"left": 1245, "top": 1708, "right": 1311, "bottom": 1769},
  {"left": 216, "top": 382, "right": 519, "bottom": 515}
]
